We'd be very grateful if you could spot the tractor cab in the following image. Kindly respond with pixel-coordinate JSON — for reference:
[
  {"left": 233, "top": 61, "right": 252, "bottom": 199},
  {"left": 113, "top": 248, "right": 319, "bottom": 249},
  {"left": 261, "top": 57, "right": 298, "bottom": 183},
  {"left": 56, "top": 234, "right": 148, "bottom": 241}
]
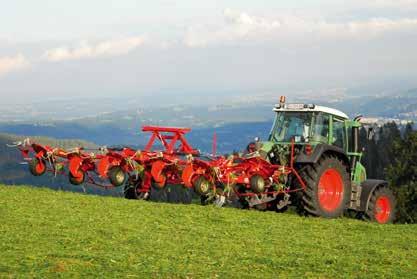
[
  {"left": 259, "top": 97, "right": 367, "bottom": 185},
  {"left": 269, "top": 102, "right": 349, "bottom": 146}
]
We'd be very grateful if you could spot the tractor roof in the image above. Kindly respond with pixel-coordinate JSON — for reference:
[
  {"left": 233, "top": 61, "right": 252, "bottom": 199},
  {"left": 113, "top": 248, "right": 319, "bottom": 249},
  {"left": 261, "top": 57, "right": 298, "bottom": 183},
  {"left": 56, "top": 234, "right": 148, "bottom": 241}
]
[{"left": 273, "top": 104, "right": 349, "bottom": 119}]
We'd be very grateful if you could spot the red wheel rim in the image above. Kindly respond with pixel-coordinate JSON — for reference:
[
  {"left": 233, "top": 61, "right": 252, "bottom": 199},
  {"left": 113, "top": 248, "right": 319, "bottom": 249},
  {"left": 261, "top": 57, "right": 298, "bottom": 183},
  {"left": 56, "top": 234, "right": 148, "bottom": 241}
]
[
  {"left": 374, "top": 195, "right": 391, "bottom": 224},
  {"left": 35, "top": 161, "right": 45, "bottom": 174},
  {"left": 318, "top": 168, "right": 344, "bottom": 212}
]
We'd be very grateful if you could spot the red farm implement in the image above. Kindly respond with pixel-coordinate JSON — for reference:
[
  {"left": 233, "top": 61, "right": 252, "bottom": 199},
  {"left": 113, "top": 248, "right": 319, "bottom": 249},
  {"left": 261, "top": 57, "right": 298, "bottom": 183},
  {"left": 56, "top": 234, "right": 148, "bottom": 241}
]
[{"left": 11, "top": 125, "right": 306, "bottom": 209}]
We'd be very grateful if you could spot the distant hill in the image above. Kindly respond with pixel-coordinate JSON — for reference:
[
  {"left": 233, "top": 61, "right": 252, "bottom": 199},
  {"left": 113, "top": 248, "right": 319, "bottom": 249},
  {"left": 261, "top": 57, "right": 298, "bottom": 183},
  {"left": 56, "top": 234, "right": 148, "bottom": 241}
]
[
  {"left": 0, "top": 121, "right": 273, "bottom": 154},
  {"left": 0, "top": 89, "right": 415, "bottom": 156}
]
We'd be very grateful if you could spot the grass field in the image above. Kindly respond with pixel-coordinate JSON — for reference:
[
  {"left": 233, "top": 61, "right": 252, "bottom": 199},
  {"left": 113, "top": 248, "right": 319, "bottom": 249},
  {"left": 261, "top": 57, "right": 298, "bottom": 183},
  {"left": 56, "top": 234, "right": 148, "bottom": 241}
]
[{"left": 1, "top": 185, "right": 416, "bottom": 278}]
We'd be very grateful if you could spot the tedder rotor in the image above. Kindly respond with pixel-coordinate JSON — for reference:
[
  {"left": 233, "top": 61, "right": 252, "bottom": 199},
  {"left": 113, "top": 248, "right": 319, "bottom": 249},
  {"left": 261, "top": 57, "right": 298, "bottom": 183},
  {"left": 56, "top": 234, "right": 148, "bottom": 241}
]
[{"left": 11, "top": 97, "right": 397, "bottom": 224}]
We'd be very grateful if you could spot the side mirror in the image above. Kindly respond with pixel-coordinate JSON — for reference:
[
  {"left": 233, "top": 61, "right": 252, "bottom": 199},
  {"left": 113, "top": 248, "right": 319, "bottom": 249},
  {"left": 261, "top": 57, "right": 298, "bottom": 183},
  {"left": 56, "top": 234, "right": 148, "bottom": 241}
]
[{"left": 367, "top": 127, "right": 375, "bottom": 140}]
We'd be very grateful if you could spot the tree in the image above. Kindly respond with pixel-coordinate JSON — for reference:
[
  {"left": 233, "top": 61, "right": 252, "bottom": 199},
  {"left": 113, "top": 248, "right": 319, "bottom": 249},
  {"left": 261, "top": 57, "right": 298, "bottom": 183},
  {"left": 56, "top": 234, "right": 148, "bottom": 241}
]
[
  {"left": 404, "top": 122, "right": 414, "bottom": 138},
  {"left": 386, "top": 131, "right": 417, "bottom": 223}
]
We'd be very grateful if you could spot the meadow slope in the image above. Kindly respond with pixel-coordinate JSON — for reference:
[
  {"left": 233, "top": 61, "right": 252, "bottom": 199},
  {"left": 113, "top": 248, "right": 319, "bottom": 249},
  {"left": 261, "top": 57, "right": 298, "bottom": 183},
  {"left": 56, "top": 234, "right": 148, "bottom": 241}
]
[{"left": 0, "top": 185, "right": 416, "bottom": 278}]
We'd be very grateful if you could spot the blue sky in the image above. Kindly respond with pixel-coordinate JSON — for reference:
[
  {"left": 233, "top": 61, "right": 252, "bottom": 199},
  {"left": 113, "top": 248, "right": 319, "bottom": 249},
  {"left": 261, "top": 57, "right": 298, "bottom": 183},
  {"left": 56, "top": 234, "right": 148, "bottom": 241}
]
[{"left": 1, "top": 1, "right": 417, "bottom": 102}]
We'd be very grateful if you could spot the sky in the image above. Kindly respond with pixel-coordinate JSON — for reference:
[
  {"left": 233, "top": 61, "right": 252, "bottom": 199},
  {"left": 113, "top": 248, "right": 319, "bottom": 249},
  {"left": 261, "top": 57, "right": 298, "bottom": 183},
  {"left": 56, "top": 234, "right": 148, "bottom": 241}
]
[{"left": 1, "top": 0, "right": 417, "bottom": 103}]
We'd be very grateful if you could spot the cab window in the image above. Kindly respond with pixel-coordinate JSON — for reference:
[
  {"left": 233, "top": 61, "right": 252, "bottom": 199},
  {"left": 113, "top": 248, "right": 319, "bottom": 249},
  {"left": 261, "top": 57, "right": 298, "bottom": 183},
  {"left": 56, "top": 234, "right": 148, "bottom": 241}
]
[
  {"left": 333, "top": 118, "right": 346, "bottom": 149},
  {"left": 312, "top": 113, "right": 329, "bottom": 143}
]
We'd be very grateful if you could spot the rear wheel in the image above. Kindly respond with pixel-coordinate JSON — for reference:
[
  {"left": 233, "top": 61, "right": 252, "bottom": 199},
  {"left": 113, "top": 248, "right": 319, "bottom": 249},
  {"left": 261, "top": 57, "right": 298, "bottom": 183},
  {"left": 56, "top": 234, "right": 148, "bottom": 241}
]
[
  {"left": 365, "top": 186, "right": 396, "bottom": 224},
  {"left": 299, "top": 154, "right": 351, "bottom": 218},
  {"left": 29, "top": 158, "right": 46, "bottom": 176}
]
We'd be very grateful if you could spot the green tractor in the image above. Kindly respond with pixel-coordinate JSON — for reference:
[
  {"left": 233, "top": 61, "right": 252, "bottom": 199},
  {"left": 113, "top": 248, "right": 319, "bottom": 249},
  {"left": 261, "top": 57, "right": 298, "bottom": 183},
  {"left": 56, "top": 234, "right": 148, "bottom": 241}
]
[{"left": 249, "top": 97, "right": 396, "bottom": 223}]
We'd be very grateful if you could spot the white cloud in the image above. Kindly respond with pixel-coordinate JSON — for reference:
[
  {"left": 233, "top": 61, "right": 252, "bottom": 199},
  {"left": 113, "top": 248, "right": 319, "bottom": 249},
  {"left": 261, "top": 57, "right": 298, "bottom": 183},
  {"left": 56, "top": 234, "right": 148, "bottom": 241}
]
[
  {"left": 363, "top": 0, "right": 417, "bottom": 8},
  {"left": 184, "top": 9, "right": 281, "bottom": 47},
  {"left": 43, "top": 36, "right": 145, "bottom": 62},
  {"left": 346, "top": 18, "right": 417, "bottom": 33},
  {"left": 223, "top": 8, "right": 280, "bottom": 30},
  {"left": 0, "top": 54, "right": 30, "bottom": 77},
  {"left": 184, "top": 9, "right": 417, "bottom": 47}
]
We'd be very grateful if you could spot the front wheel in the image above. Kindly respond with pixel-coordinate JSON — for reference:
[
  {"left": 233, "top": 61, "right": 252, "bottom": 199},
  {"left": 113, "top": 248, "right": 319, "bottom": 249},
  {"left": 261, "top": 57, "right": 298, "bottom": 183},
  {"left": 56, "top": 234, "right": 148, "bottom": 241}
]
[{"left": 365, "top": 186, "right": 396, "bottom": 224}]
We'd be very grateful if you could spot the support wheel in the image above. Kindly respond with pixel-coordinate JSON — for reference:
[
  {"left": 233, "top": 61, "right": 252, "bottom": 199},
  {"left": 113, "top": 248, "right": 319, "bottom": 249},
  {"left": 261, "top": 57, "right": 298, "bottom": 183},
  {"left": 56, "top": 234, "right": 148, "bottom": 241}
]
[
  {"left": 193, "top": 176, "right": 211, "bottom": 196},
  {"left": 298, "top": 154, "right": 351, "bottom": 218},
  {"left": 365, "top": 186, "right": 396, "bottom": 224},
  {"left": 69, "top": 170, "right": 85, "bottom": 185},
  {"left": 108, "top": 166, "right": 126, "bottom": 187},
  {"left": 29, "top": 158, "right": 46, "bottom": 176},
  {"left": 124, "top": 178, "right": 149, "bottom": 200}
]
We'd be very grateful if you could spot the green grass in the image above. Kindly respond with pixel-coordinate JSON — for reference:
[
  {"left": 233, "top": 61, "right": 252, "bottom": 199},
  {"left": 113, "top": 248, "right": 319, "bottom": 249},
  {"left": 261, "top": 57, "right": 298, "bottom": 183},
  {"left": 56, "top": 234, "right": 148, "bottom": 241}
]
[{"left": 1, "top": 185, "right": 416, "bottom": 278}]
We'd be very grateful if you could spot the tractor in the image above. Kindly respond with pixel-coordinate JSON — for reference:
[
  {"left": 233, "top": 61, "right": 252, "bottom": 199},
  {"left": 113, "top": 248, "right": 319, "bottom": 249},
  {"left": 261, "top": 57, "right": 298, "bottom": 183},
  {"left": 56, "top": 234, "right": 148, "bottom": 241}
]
[{"left": 236, "top": 96, "right": 396, "bottom": 223}]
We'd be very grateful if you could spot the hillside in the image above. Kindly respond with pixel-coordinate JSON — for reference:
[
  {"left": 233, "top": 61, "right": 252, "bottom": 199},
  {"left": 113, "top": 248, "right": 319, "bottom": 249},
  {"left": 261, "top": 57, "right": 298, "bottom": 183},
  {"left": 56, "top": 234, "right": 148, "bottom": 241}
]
[
  {"left": 1, "top": 90, "right": 416, "bottom": 153},
  {"left": 1, "top": 185, "right": 416, "bottom": 278}
]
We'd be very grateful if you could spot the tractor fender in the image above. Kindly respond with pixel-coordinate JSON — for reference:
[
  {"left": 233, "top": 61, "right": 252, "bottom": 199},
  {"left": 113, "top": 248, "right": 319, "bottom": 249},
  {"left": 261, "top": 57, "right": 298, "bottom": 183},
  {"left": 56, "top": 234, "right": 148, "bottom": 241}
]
[
  {"left": 296, "top": 144, "right": 349, "bottom": 166},
  {"left": 358, "top": 179, "right": 388, "bottom": 212}
]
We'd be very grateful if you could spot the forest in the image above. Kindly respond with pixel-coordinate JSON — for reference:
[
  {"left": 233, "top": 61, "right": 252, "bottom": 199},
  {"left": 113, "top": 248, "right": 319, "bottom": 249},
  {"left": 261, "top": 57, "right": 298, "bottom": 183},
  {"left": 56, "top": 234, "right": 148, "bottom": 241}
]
[{"left": 360, "top": 122, "right": 416, "bottom": 223}]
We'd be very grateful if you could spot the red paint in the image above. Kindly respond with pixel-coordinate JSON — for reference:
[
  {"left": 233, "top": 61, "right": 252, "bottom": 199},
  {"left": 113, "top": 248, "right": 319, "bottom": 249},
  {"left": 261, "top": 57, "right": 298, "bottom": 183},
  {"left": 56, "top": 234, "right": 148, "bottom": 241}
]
[
  {"left": 374, "top": 195, "right": 392, "bottom": 224},
  {"left": 14, "top": 125, "right": 311, "bottom": 200},
  {"left": 142, "top": 126, "right": 199, "bottom": 155},
  {"left": 68, "top": 156, "right": 83, "bottom": 178},
  {"left": 318, "top": 168, "right": 344, "bottom": 212},
  {"left": 151, "top": 160, "right": 167, "bottom": 186},
  {"left": 35, "top": 161, "right": 46, "bottom": 174}
]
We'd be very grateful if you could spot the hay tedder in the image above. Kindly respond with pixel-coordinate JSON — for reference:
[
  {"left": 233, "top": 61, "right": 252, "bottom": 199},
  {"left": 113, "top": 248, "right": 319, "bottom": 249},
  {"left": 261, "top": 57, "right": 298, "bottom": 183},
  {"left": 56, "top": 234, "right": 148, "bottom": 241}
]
[{"left": 11, "top": 97, "right": 397, "bottom": 223}]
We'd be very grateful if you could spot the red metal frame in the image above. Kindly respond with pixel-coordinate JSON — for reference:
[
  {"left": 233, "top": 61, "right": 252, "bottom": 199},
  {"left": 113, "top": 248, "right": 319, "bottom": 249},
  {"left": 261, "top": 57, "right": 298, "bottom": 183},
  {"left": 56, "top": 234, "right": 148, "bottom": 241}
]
[
  {"left": 12, "top": 125, "right": 307, "bottom": 206},
  {"left": 142, "top": 126, "right": 199, "bottom": 155}
]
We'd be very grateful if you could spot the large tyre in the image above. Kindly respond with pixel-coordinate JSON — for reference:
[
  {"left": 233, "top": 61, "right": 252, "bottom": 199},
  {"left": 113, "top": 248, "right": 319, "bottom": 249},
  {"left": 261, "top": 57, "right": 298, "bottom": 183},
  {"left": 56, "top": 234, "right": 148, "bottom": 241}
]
[
  {"left": 299, "top": 154, "right": 351, "bottom": 218},
  {"left": 365, "top": 186, "right": 396, "bottom": 224},
  {"left": 29, "top": 158, "right": 46, "bottom": 176}
]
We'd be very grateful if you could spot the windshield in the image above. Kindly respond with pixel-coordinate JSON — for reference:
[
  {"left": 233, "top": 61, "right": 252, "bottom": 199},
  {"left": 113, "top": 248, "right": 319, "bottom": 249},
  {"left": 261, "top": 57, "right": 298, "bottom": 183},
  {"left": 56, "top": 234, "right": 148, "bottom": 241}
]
[{"left": 269, "top": 112, "right": 314, "bottom": 143}]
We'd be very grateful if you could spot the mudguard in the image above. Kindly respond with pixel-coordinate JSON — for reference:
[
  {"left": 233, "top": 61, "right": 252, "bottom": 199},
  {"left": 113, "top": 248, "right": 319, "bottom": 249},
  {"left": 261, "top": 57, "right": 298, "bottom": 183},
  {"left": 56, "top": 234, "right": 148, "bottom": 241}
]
[
  {"left": 151, "top": 160, "right": 167, "bottom": 186},
  {"left": 358, "top": 179, "right": 388, "bottom": 212},
  {"left": 68, "top": 155, "right": 83, "bottom": 178},
  {"left": 296, "top": 144, "right": 349, "bottom": 166}
]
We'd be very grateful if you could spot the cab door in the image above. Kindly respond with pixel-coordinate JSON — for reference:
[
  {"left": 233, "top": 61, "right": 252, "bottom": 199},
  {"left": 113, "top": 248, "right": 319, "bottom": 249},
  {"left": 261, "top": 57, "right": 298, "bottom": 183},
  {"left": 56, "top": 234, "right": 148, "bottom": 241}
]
[{"left": 332, "top": 116, "right": 347, "bottom": 152}]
